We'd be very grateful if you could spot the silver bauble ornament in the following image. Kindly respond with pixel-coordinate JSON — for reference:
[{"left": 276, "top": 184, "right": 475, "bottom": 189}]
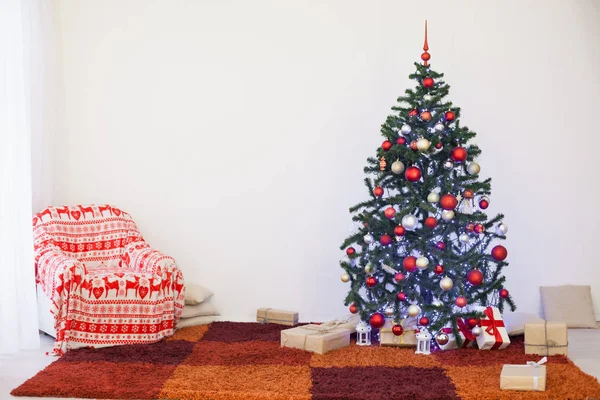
[
  {"left": 440, "top": 276, "right": 454, "bottom": 291},
  {"left": 432, "top": 299, "right": 443, "bottom": 307},
  {"left": 341, "top": 273, "right": 350, "bottom": 283},
  {"left": 416, "top": 256, "right": 429, "bottom": 270},
  {"left": 385, "top": 307, "right": 394, "bottom": 317},
  {"left": 467, "top": 162, "right": 481, "bottom": 175},
  {"left": 423, "top": 94, "right": 433, "bottom": 102},
  {"left": 391, "top": 160, "right": 405, "bottom": 174},
  {"left": 441, "top": 210, "right": 455, "bottom": 222},
  {"left": 427, "top": 192, "right": 440, "bottom": 203},
  {"left": 496, "top": 223, "right": 508, "bottom": 235},
  {"left": 416, "top": 138, "right": 431, "bottom": 152},
  {"left": 435, "top": 332, "right": 450, "bottom": 346},
  {"left": 434, "top": 122, "right": 445, "bottom": 132},
  {"left": 400, "top": 124, "right": 412, "bottom": 135},
  {"left": 407, "top": 304, "right": 421, "bottom": 317},
  {"left": 364, "top": 233, "right": 374, "bottom": 244},
  {"left": 401, "top": 214, "right": 418, "bottom": 231},
  {"left": 459, "top": 233, "right": 470, "bottom": 243},
  {"left": 443, "top": 159, "right": 454, "bottom": 170},
  {"left": 472, "top": 326, "right": 482, "bottom": 337}
]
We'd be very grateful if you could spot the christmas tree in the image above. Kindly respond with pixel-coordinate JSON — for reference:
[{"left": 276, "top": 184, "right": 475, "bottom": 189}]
[{"left": 339, "top": 22, "right": 515, "bottom": 343}]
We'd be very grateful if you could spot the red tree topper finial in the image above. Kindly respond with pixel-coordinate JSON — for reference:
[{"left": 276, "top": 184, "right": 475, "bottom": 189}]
[{"left": 421, "top": 20, "right": 430, "bottom": 66}]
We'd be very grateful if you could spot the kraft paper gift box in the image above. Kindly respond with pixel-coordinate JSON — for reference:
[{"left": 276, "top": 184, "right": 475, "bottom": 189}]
[
  {"left": 318, "top": 314, "right": 362, "bottom": 334},
  {"left": 476, "top": 306, "right": 511, "bottom": 350},
  {"left": 525, "top": 321, "right": 568, "bottom": 356},
  {"left": 256, "top": 308, "right": 298, "bottom": 326},
  {"left": 500, "top": 357, "right": 547, "bottom": 392},
  {"left": 438, "top": 319, "right": 475, "bottom": 351},
  {"left": 280, "top": 324, "right": 350, "bottom": 354},
  {"left": 379, "top": 317, "right": 418, "bottom": 347}
]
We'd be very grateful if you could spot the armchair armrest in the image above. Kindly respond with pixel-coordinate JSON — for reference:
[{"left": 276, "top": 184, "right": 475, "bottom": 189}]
[
  {"left": 36, "top": 247, "right": 87, "bottom": 302},
  {"left": 122, "top": 241, "right": 177, "bottom": 276}
]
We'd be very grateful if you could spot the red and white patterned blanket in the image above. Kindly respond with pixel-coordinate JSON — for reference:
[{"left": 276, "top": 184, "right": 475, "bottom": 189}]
[{"left": 33, "top": 205, "right": 185, "bottom": 355}]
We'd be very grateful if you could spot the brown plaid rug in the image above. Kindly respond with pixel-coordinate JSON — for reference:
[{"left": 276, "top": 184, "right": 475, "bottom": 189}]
[{"left": 12, "top": 322, "right": 600, "bottom": 399}]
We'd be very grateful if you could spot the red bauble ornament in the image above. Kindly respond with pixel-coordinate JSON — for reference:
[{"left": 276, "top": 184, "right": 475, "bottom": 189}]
[
  {"left": 394, "top": 225, "right": 406, "bottom": 236},
  {"left": 455, "top": 296, "right": 467, "bottom": 308},
  {"left": 369, "top": 312, "right": 386, "bottom": 329},
  {"left": 397, "top": 292, "right": 406, "bottom": 301},
  {"left": 466, "top": 269, "right": 484, "bottom": 286},
  {"left": 463, "top": 189, "right": 474, "bottom": 199},
  {"left": 434, "top": 264, "right": 444, "bottom": 275},
  {"left": 436, "top": 241, "right": 445, "bottom": 250},
  {"left": 420, "top": 111, "right": 432, "bottom": 121},
  {"left": 444, "top": 110, "right": 455, "bottom": 121},
  {"left": 382, "top": 140, "right": 392, "bottom": 151},
  {"left": 380, "top": 234, "right": 393, "bottom": 246},
  {"left": 440, "top": 194, "right": 458, "bottom": 210},
  {"left": 391, "top": 324, "right": 404, "bottom": 336},
  {"left": 467, "top": 318, "right": 479, "bottom": 328},
  {"left": 425, "top": 216, "right": 437, "bottom": 228},
  {"left": 435, "top": 142, "right": 443, "bottom": 149},
  {"left": 450, "top": 147, "right": 468, "bottom": 162},
  {"left": 466, "top": 222, "right": 475, "bottom": 232},
  {"left": 421, "top": 52, "right": 431, "bottom": 62},
  {"left": 394, "top": 272, "right": 405, "bottom": 282},
  {"left": 363, "top": 222, "right": 369, "bottom": 227},
  {"left": 423, "top": 77, "right": 434, "bottom": 88},
  {"left": 349, "top": 303, "right": 358, "bottom": 314},
  {"left": 374, "top": 186, "right": 384, "bottom": 197},
  {"left": 405, "top": 166, "right": 422, "bottom": 182},
  {"left": 479, "top": 198, "right": 490, "bottom": 210},
  {"left": 491, "top": 245, "right": 508, "bottom": 261},
  {"left": 397, "top": 137, "right": 406, "bottom": 145},
  {"left": 403, "top": 256, "right": 417, "bottom": 272},
  {"left": 346, "top": 247, "right": 355, "bottom": 256},
  {"left": 384, "top": 207, "right": 396, "bottom": 219},
  {"left": 409, "top": 109, "right": 418, "bottom": 117},
  {"left": 419, "top": 317, "right": 430, "bottom": 326},
  {"left": 499, "top": 289, "right": 509, "bottom": 298},
  {"left": 410, "top": 141, "right": 418, "bottom": 151},
  {"left": 474, "top": 223, "right": 485, "bottom": 234},
  {"left": 366, "top": 276, "right": 377, "bottom": 287}
]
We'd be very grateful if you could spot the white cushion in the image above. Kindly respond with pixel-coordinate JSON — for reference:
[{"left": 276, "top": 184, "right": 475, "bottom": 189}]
[
  {"left": 184, "top": 283, "right": 214, "bottom": 305},
  {"left": 502, "top": 312, "right": 545, "bottom": 336},
  {"left": 176, "top": 315, "right": 216, "bottom": 329},
  {"left": 540, "top": 285, "right": 597, "bottom": 328},
  {"left": 181, "top": 301, "right": 219, "bottom": 319}
]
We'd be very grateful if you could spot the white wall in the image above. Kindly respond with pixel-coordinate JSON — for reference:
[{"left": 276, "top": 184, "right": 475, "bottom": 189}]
[{"left": 54, "top": 0, "right": 600, "bottom": 321}]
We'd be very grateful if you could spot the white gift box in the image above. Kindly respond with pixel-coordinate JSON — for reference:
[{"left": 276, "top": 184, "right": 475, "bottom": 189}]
[{"left": 476, "top": 306, "right": 511, "bottom": 350}]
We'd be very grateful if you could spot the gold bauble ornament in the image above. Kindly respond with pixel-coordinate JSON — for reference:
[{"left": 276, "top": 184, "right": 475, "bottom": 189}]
[
  {"left": 407, "top": 304, "right": 421, "bottom": 317},
  {"left": 341, "top": 273, "right": 350, "bottom": 283},
  {"left": 427, "top": 192, "right": 440, "bottom": 203},
  {"left": 416, "top": 138, "right": 431, "bottom": 152},
  {"left": 391, "top": 160, "right": 405, "bottom": 174},
  {"left": 416, "top": 256, "right": 429, "bottom": 270},
  {"left": 440, "top": 276, "right": 454, "bottom": 291},
  {"left": 364, "top": 264, "right": 373, "bottom": 274},
  {"left": 467, "top": 162, "right": 481, "bottom": 175}
]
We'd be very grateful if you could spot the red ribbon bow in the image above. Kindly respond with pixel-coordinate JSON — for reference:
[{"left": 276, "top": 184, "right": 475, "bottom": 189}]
[
  {"left": 441, "top": 319, "right": 474, "bottom": 348},
  {"left": 479, "top": 306, "right": 506, "bottom": 349}
]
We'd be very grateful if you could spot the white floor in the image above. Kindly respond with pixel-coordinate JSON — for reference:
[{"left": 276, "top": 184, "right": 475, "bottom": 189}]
[{"left": 1, "top": 330, "right": 600, "bottom": 399}]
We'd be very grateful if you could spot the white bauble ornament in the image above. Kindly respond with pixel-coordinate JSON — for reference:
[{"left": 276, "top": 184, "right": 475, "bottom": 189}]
[
  {"left": 432, "top": 299, "right": 443, "bottom": 307},
  {"left": 467, "top": 162, "right": 481, "bottom": 175},
  {"left": 441, "top": 210, "right": 455, "bottom": 222},
  {"left": 400, "top": 124, "right": 412, "bottom": 135},
  {"left": 440, "top": 276, "right": 454, "bottom": 291},
  {"left": 385, "top": 307, "right": 394, "bottom": 317},
  {"left": 416, "top": 257, "right": 429, "bottom": 270},
  {"left": 459, "top": 233, "right": 470, "bottom": 243},
  {"left": 427, "top": 192, "right": 440, "bottom": 203},
  {"left": 443, "top": 159, "right": 454, "bottom": 170},
  {"left": 391, "top": 160, "right": 405, "bottom": 174},
  {"left": 407, "top": 304, "right": 421, "bottom": 317},
  {"left": 364, "top": 234, "right": 374, "bottom": 244},
  {"left": 416, "top": 138, "right": 431, "bottom": 152},
  {"left": 341, "top": 273, "right": 350, "bottom": 283},
  {"left": 434, "top": 122, "right": 445, "bottom": 132},
  {"left": 401, "top": 214, "right": 418, "bottom": 231},
  {"left": 496, "top": 223, "right": 508, "bottom": 235},
  {"left": 472, "top": 326, "right": 482, "bottom": 337},
  {"left": 364, "top": 264, "right": 373, "bottom": 274},
  {"left": 423, "top": 94, "right": 433, "bottom": 102}
]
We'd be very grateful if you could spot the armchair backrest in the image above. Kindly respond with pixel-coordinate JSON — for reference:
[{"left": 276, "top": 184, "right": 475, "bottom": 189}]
[{"left": 33, "top": 204, "right": 143, "bottom": 268}]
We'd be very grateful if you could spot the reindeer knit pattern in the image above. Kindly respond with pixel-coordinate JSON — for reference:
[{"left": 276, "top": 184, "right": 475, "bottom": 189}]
[{"left": 33, "top": 204, "right": 185, "bottom": 355}]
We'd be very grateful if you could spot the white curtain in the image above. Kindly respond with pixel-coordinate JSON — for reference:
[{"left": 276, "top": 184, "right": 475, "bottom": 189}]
[{"left": 0, "top": 0, "right": 58, "bottom": 354}]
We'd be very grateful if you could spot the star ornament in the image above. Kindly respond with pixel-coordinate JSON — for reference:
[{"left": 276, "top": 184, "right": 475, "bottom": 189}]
[{"left": 456, "top": 193, "right": 463, "bottom": 202}]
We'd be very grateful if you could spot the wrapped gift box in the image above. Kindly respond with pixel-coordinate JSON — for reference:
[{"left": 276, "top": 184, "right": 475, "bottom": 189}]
[
  {"left": 256, "top": 308, "right": 298, "bottom": 326},
  {"left": 280, "top": 324, "right": 350, "bottom": 354},
  {"left": 380, "top": 317, "right": 418, "bottom": 347},
  {"left": 318, "top": 314, "right": 361, "bottom": 334},
  {"left": 476, "top": 306, "right": 510, "bottom": 350},
  {"left": 438, "top": 319, "right": 475, "bottom": 350},
  {"left": 525, "top": 321, "right": 568, "bottom": 356},
  {"left": 500, "top": 358, "right": 547, "bottom": 392}
]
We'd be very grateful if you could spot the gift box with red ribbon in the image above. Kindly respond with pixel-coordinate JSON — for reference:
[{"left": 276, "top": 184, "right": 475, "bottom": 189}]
[
  {"left": 476, "top": 306, "right": 511, "bottom": 350},
  {"left": 438, "top": 318, "right": 475, "bottom": 350}
]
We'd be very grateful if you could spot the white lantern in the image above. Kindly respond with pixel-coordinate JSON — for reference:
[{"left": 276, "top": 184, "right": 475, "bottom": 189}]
[
  {"left": 355, "top": 321, "right": 372, "bottom": 346},
  {"left": 415, "top": 327, "right": 432, "bottom": 355}
]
